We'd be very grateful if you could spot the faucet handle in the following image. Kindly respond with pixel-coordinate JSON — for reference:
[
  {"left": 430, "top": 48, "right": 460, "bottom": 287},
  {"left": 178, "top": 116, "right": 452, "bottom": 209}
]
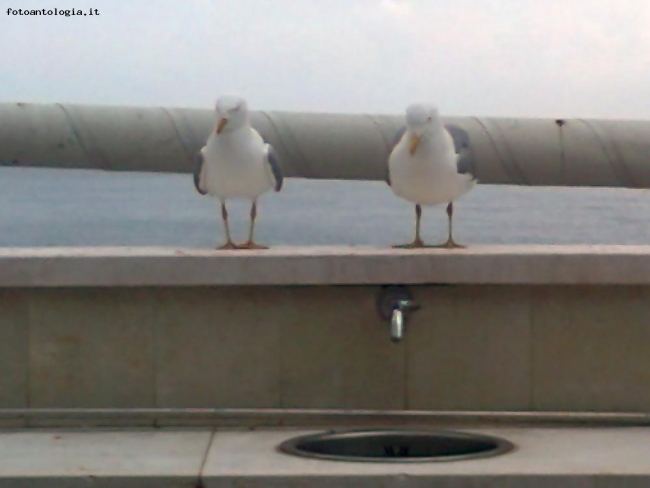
[
  {"left": 376, "top": 286, "right": 419, "bottom": 321},
  {"left": 395, "top": 299, "right": 420, "bottom": 313}
]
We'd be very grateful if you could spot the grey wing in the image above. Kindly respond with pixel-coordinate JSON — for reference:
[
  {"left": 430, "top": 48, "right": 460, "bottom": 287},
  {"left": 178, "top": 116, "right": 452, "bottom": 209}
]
[
  {"left": 443, "top": 123, "right": 469, "bottom": 155},
  {"left": 444, "top": 123, "right": 477, "bottom": 181},
  {"left": 193, "top": 151, "right": 207, "bottom": 195},
  {"left": 456, "top": 148, "right": 477, "bottom": 181},
  {"left": 386, "top": 125, "right": 407, "bottom": 186},
  {"left": 266, "top": 144, "right": 284, "bottom": 192}
]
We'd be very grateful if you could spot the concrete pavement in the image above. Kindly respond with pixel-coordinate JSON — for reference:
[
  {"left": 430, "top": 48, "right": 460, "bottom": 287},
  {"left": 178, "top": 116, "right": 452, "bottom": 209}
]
[{"left": 0, "top": 426, "right": 649, "bottom": 487}]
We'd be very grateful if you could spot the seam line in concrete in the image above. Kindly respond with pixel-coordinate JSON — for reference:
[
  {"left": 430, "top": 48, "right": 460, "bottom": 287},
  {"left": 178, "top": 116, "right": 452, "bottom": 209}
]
[
  {"left": 557, "top": 123, "right": 568, "bottom": 185},
  {"left": 528, "top": 288, "right": 535, "bottom": 410},
  {"left": 278, "top": 300, "right": 285, "bottom": 408},
  {"left": 25, "top": 290, "right": 32, "bottom": 411},
  {"left": 196, "top": 429, "right": 216, "bottom": 487},
  {"left": 404, "top": 316, "right": 409, "bottom": 410},
  {"left": 151, "top": 290, "right": 158, "bottom": 413}
]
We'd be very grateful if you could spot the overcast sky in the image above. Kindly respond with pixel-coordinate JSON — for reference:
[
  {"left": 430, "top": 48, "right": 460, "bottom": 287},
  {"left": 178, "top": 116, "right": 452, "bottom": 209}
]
[{"left": 2, "top": 0, "right": 649, "bottom": 118}]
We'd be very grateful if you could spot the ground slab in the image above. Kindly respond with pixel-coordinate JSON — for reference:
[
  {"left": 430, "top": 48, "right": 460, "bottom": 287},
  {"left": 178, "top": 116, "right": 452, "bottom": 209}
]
[
  {"left": 0, "top": 427, "right": 649, "bottom": 487},
  {"left": 0, "top": 429, "right": 211, "bottom": 487}
]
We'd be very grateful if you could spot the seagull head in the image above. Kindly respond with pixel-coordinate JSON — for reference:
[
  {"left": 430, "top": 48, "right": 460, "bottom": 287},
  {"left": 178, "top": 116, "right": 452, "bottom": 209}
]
[
  {"left": 214, "top": 96, "right": 249, "bottom": 134},
  {"left": 404, "top": 103, "right": 440, "bottom": 155}
]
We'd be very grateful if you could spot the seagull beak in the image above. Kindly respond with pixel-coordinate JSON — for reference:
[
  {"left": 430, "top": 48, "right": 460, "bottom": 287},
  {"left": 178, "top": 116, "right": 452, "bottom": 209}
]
[
  {"left": 409, "top": 134, "right": 421, "bottom": 155},
  {"left": 216, "top": 118, "right": 228, "bottom": 134}
]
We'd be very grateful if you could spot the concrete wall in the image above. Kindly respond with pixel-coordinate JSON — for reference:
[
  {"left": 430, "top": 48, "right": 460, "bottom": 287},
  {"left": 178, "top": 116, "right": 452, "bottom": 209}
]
[{"left": 1, "top": 246, "right": 650, "bottom": 418}]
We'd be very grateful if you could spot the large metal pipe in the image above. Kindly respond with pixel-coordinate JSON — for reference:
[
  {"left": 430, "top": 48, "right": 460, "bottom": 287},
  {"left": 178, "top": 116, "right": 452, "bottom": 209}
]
[{"left": 1, "top": 102, "right": 650, "bottom": 187}]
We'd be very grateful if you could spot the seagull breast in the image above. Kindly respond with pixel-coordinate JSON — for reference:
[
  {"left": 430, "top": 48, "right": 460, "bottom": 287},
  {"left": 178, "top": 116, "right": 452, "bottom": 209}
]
[{"left": 201, "top": 128, "right": 275, "bottom": 199}]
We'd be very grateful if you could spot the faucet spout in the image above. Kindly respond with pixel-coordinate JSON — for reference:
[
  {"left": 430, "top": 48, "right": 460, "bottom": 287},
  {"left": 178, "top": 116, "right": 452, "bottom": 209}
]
[
  {"left": 376, "top": 286, "right": 421, "bottom": 343},
  {"left": 390, "top": 299, "right": 420, "bottom": 343},
  {"left": 390, "top": 308, "right": 405, "bottom": 343}
]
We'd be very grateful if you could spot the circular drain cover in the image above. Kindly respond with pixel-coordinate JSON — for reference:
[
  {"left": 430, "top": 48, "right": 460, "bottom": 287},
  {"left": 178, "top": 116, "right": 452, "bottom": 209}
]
[{"left": 278, "top": 429, "right": 514, "bottom": 463}]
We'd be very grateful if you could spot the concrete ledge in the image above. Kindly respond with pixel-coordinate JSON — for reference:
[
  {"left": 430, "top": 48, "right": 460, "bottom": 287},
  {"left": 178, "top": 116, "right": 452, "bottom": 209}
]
[
  {"left": 1, "top": 427, "right": 650, "bottom": 487},
  {"left": 0, "top": 429, "right": 211, "bottom": 487},
  {"left": 3, "top": 245, "right": 650, "bottom": 287}
]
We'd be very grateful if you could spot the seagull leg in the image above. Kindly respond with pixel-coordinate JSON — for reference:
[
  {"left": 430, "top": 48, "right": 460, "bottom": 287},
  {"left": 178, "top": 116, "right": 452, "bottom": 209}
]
[
  {"left": 217, "top": 200, "right": 238, "bottom": 250},
  {"left": 393, "top": 204, "right": 426, "bottom": 248},
  {"left": 437, "top": 201, "right": 465, "bottom": 249},
  {"left": 238, "top": 200, "right": 268, "bottom": 250}
]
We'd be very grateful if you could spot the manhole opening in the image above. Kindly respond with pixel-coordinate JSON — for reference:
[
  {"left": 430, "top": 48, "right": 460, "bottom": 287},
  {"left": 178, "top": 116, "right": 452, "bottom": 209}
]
[{"left": 278, "top": 429, "right": 514, "bottom": 463}]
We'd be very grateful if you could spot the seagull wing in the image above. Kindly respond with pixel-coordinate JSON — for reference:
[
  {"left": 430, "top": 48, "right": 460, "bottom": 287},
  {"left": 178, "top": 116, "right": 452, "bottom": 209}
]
[
  {"left": 265, "top": 143, "right": 284, "bottom": 192},
  {"left": 386, "top": 125, "right": 407, "bottom": 186},
  {"left": 456, "top": 148, "right": 477, "bottom": 181},
  {"left": 193, "top": 150, "right": 207, "bottom": 195},
  {"left": 444, "top": 124, "right": 477, "bottom": 181},
  {"left": 443, "top": 123, "right": 469, "bottom": 155}
]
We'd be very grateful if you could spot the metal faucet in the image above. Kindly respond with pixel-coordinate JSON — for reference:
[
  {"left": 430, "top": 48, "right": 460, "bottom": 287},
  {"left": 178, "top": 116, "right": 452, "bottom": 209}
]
[{"left": 376, "top": 286, "right": 420, "bottom": 343}]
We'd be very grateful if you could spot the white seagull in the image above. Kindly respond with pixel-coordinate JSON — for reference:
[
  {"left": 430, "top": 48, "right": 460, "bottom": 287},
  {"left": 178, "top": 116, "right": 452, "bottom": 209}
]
[
  {"left": 193, "top": 96, "right": 283, "bottom": 250},
  {"left": 387, "top": 103, "right": 477, "bottom": 248}
]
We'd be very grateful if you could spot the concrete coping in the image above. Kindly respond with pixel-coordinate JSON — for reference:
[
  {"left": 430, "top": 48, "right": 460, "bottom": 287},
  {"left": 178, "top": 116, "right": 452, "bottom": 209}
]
[
  {"left": 2, "top": 245, "right": 650, "bottom": 287},
  {"left": 3, "top": 427, "right": 650, "bottom": 485}
]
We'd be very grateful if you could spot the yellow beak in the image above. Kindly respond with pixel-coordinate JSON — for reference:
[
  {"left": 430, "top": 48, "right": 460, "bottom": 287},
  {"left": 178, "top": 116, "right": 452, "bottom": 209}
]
[
  {"left": 409, "top": 134, "right": 421, "bottom": 155},
  {"left": 216, "top": 118, "right": 228, "bottom": 134}
]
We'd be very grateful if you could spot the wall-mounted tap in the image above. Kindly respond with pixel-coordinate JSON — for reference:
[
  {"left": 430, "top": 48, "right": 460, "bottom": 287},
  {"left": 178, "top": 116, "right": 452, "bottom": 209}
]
[{"left": 376, "top": 286, "right": 420, "bottom": 343}]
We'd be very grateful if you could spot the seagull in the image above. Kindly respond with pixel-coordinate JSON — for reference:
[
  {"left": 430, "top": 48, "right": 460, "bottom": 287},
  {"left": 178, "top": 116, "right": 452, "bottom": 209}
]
[
  {"left": 193, "top": 96, "right": 283, "bottom": 250},
  {"left": 387, "top": 103, "right": 477, "bottom": 248}
]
